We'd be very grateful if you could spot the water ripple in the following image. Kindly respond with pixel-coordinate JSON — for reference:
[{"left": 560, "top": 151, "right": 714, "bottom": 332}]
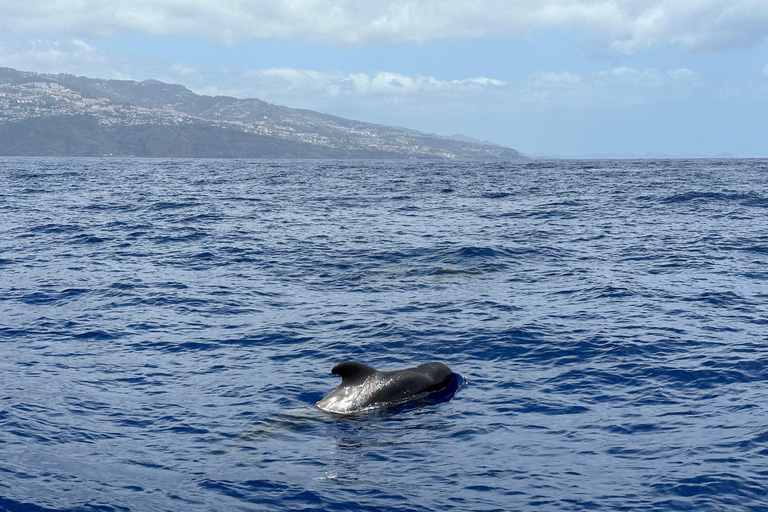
[{"left": 1, "top": 157, "right": 768, "bottom": 512}]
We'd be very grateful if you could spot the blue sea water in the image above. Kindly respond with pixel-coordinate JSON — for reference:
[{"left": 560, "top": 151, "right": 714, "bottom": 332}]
[{"left": 1, "top": 157, "right": 768, "bottom": 512}]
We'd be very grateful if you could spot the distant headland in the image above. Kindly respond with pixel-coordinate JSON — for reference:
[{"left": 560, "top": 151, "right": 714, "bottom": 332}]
[{"left": 0, "top": 67, "right": 525, "bottom": 160}]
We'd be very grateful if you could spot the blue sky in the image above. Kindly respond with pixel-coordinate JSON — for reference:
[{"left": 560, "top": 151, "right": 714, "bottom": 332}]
[{"left": 1, "top": 1, "right": 767, "bottom": 157}]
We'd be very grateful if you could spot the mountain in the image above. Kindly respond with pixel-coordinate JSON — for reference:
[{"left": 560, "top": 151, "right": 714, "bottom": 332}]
[
  {"left": 0, "top": 68, "right": 524, "bottom": 160},
  {"left": 449, "top": 134, "right": 502, "bottom": 147}
]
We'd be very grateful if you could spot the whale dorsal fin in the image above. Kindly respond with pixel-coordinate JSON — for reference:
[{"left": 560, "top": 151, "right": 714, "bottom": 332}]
[{"left": 331, "top": 361, "right": 377, "bottom": 386}]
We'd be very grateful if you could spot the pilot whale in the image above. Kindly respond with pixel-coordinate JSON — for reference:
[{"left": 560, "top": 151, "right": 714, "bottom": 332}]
[{"left": 316, "top": 361, "right": 454, "bottom": 414}]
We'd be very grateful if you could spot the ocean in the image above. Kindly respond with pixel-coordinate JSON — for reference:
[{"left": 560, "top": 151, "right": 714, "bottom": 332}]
[{"left": 1, "top": 157, "right": 767, "bottom": 511}]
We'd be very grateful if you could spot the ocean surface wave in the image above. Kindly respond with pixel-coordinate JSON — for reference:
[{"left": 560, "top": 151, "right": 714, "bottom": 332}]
[{"left": 2, "top": 157, "right": 768, "bottom": 511}]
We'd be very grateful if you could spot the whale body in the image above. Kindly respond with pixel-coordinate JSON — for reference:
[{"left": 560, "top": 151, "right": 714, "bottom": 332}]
[{"left": 316, "top": 361, "right": 454, "bottom": 414}]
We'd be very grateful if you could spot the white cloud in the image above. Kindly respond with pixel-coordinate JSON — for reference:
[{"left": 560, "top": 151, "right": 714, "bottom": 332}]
[
  {"left": 229, "top": 68, "right": 508, "bottom": 114},
  {"left": 1, "top": 1, "right": 768, "bottom": 52},
  {"left": 0, "top": 38, "right": 106, "bottom": 73},
  {"left": 245, "top": 68, "right": 504, "bottom": 96},
  {"left": 224, "top": 65, "right": 701, "bottom": 115}
]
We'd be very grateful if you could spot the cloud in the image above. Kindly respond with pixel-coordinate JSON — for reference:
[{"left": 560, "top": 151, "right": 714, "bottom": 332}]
[
  {"left": 0, "top": 38, "right": 106, "bottom": 73},
  {"left": 221, "top": 65, "right": 701, "bottom": 115},
  {"left": 225, "top": 68, "right": 508, "bottom": 115},
  {"left": 245, "top": 68, "right": 504, "bottom": 96},
  {"left": 1, "top": 1, "right": 768, "bottom": 52}
]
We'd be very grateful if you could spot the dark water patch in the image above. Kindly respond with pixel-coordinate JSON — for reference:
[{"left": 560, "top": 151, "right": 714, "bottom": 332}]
[
  {"left": 0, "top": 496, "right": 63, "bottom": 512},
  {"left": 681, "top": 291, "right": 747, "bottom": 307},
  {"left": 640, "top": 365, "right": 755, "bottom": 389},
  {"left": 0, "top": 327, "right": 34, "bottom": 340},
  {"left": 151, "top": 230, "right": 209, "bottom": 244},
  {"left": 481, "top": 191, "right": 515, "bottom": 199},
  {"left": 739, "top": 245, "right": 768, "bottom": 255},
  {"left": 156, "top": 281, "right": 189, "bottom": 290},
  {"left": 551, "top": 285, "right": 634, "bottom": 301},
  {"left": 82, "top": 202, "right": 139, "bottom": 212},
  {"left": 182, "top": 212, "right": 225, "bottom": 222},
  {"left": 108, "top": 281, "right": 146, "bottom": 292},
  {"left": 28, "top": 223, "right": 82, "bottom": 235},
  {"left": 70, "top": 234, "right": 110, "bottom": 245},
  {"left": 453, "top": 246, "right": 500, "bottom": 259},
  {"left": 148, "top": 201, "right": 201, "bottom": 211},
  {"left": 431, "top": 245, "right": 526, "bottom": 267},
  {"left": 652, "top": 473, "right": 767, "bottom": 502},
  {"left": 190, "top": 251, "right": 216, "bottom": 261},
  {"left": 19, "top": 288, "right": 90, "bottom": 306},
  {"left": 71, "top": 330, "right": 122, "bottom": 341},
  {"left": 663, "top": 191, "right": 768, "bottom": 207}
]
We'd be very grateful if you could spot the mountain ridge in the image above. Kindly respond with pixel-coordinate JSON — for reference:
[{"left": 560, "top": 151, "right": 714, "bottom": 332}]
[{"left": 0, "top": 67, "right": 524, "bottom": 160}]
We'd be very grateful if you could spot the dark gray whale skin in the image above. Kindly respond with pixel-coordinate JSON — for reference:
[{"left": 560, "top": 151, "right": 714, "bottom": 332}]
[{"left": 316, "top": 361, "right": 453, "bottom": 414}]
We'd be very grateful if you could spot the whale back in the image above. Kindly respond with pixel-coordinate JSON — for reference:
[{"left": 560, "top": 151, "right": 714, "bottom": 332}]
[
  {"left": 375, "top": 362, "right": 452, "bottom": 402},
  {"left": 317, "top": 361, "right": 453, "bottom": 414}
]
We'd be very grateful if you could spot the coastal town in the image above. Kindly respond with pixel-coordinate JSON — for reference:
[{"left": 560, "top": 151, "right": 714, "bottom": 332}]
[
  {"left": 0, "top": 68, "right": 521, "bottom": 159},
  {"left": 0, "top": 80, "right": 198, "bottom": 126}
]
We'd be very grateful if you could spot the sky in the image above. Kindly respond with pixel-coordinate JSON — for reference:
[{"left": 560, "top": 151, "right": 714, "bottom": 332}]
[{"left": 1, "top": 0, "right": 767, "bottom": 157}]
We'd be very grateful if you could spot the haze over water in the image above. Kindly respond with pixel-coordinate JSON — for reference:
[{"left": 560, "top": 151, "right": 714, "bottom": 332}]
[{"left": 1, "top": 157, "right": 768, "bottom": 511}]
